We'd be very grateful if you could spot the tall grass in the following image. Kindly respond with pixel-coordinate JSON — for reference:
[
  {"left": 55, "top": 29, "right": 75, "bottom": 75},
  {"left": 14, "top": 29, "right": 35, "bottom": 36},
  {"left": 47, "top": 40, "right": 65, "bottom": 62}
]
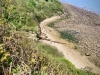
[
  {"left": 37, "top": 42, "right": 98, "bottom": 75},
  {"left": 37, "top": 42, "right": 63, "bottom": 58}
]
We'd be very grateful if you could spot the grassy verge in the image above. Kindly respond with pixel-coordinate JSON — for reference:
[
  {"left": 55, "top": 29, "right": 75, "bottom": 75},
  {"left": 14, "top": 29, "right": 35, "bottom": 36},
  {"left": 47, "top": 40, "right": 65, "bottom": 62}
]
[{"left": 36, "top": 41, "right": 98, "bottom": 75}]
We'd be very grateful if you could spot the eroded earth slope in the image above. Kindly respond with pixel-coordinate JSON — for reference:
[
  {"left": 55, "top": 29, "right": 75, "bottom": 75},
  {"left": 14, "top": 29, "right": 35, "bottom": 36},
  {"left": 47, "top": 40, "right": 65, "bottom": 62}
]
[{"left": 54, "top": 3, "right": 100, "bottom": 68}]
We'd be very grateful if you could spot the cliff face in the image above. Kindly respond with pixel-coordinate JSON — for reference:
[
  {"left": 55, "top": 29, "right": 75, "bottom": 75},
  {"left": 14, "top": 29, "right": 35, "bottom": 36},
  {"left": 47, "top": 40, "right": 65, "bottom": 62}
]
[{"left": 54, "top": 3, "right": 100, "bottom": 68}]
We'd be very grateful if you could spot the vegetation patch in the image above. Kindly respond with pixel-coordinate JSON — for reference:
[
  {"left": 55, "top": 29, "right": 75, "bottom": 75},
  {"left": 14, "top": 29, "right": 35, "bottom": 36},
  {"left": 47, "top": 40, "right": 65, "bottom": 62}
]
[
  {"left": 36, "top": 42, "right": 97, "bottom": 75},
  {"left": 37, "top": 42, "right": 63, "bottom": 58},
  {"left": 48, "top": 18, "right": 62, "bottom": 28},
  {"left": 59, "top": 31, "right": 79, "bottom": 43},
  {"left": 48, "top": 22, "right": 55, "bottom": 28}
]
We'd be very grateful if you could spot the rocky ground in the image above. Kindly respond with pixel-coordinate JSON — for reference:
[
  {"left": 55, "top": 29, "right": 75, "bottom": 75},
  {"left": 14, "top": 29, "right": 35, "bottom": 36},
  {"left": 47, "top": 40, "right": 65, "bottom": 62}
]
[{"left": 54, "top": 3, "right": 100, "bottom": 68}]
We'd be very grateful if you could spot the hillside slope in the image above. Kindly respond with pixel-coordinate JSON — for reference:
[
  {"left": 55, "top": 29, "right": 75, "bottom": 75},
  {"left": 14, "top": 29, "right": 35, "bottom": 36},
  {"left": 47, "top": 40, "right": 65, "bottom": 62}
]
[
  {"left": 0, "top": 0, "right": 100, "bottom": 75},
  {"left": 39, "top": 16, "right": 100, "bottom": 74},
  {"left": 53, "top": 2, "right": 100, "bottom": 71},
  {"left": 0, "top": 0, "right": 64, "bottom": 75}
]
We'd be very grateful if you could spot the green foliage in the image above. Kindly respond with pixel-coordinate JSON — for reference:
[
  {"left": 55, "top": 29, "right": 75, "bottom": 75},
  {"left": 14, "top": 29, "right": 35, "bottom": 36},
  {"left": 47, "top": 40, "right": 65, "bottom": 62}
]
[
  {"left": 1, "top": 0, "right": 64, "bottom": 74},
  {"left": 4, "top": 57, "right": 12, "bottom": 66},
  {"left": 0, "top": 45, "right": 10, "bottom": 63},
  {"left": 60, "top": 31, "right": 79, "bottom": 43},
  {"left": 37, "top": 42, "right": 98, "bottom": 75},
  {"left": 38, "top": 43, "right": 63, "bottom": 58},
  {"left": 12, "top": 66, "right": 20, "bottom": 74},
  {"left": 41, "top": 71, "right": 48, "bottom": 75},
  {"left": 0, "top": 0, "right": 63, "bottom": 32},
  {"left": 2, "top": 0, "right": 63, "bottom": 32}
]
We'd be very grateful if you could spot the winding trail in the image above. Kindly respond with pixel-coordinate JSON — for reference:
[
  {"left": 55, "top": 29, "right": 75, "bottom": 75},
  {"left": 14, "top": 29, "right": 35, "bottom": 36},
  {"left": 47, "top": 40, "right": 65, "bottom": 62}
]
[{"left": 39, "top": 16, "right": 100, "bottom": 74}]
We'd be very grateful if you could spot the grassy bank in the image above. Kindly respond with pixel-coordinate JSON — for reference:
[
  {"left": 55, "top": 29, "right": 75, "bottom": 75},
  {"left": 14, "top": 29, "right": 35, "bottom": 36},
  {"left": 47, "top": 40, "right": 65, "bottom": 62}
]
[{"left": 37, "top": 42, "right": 98, "bottom": 75}]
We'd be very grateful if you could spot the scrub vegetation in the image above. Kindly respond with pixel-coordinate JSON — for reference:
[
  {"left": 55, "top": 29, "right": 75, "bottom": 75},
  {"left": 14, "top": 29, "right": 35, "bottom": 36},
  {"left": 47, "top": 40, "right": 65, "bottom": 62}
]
[{"left": 0, "top": 0, "right": 98, "bottom": 75}]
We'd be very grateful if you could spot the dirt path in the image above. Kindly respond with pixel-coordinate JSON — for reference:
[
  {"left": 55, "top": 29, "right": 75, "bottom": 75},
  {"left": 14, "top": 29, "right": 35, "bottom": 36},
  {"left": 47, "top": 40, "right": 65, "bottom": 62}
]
[{"left": 39, "top": 16, "right": 100, "bottom": 74}]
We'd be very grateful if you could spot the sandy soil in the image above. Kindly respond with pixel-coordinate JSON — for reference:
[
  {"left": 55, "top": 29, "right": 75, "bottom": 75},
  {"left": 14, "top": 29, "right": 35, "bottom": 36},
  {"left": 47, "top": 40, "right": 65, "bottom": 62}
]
[{"left": 39, "top": 16, "right": 100, "bottom": 74}]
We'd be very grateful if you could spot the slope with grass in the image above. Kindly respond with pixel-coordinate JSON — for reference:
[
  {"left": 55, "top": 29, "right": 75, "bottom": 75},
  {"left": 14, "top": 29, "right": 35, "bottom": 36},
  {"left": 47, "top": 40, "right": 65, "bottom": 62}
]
[
  {"left": 39, "top": 16, "right": 100, "bottom": 74},
  {"left": 0, "top": 0, "right": 100, "bottom": 75},
  {"left": 0, "top": 0, "right": 65, "bottom": 75}
]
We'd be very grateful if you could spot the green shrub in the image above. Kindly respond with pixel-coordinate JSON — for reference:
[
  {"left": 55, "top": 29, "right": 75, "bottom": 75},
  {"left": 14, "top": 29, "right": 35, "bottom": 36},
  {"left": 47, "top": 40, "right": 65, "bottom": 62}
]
[{"left": 7, "top": 0, "right": 63, "bottom": 32}]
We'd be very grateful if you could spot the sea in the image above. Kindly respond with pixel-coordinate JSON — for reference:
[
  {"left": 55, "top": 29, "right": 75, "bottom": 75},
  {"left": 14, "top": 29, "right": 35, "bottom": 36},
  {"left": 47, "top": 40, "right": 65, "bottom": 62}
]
[{"left": 60, "top": 0, "right": 100, "bottom": 15}]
